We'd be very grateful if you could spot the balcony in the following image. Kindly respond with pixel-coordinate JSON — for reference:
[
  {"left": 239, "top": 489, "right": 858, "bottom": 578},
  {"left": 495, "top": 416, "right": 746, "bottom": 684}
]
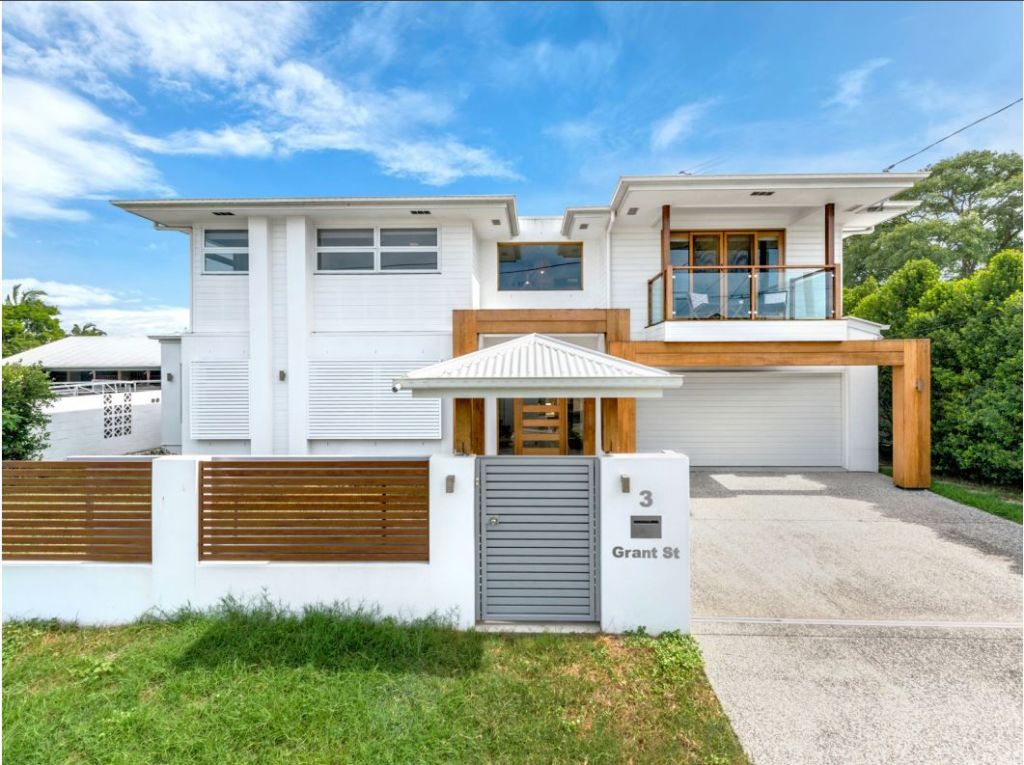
[{"left": 647, "top": 265, "right": 837, "bottom": 324}]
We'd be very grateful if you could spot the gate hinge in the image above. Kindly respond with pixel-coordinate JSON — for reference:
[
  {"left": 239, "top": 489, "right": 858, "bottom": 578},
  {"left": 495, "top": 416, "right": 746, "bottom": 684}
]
[{"left": 475, "top": 476, "right": 480, "bottom": 487}]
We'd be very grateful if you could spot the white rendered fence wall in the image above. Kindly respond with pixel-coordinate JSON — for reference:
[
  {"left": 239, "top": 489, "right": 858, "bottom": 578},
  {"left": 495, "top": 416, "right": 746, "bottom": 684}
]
[
  {"left": 42, "top": 391, "right": 162, "bottom": 459},
  {"left": 3, "top": 453, "right": 691, "bottom": 633},
  {"left": 2, "top": 455, "right": 477, "bottom": 627}
]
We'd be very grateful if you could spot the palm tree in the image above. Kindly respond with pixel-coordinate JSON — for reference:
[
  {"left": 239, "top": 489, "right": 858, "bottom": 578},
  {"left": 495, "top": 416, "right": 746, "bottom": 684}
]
[
  {"left": 70, "top": 322, "right": 106, "bottom": 336},
  {"left": 4, "top": 284, "right": 47, "bottom": 306}
]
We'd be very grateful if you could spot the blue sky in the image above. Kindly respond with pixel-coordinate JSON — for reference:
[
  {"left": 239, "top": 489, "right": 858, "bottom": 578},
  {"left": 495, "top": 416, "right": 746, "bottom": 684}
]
[{"left": 2, "top": 1, "right": 1021, "bottom": 334}]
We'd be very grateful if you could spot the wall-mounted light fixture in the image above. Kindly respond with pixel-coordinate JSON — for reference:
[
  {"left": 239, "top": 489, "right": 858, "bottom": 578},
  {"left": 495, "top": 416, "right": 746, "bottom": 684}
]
[
  {"left": 166, "top": 372, "right": 174, "bottom": 382},
  {"left": 278, "top": 370, "right": 287, "bottom": 382},
  {"left": 445, "top": 475, "right": 456, "bottom": 493},
  {"left": 620, "top": 474, "right": 631, "bottom": 493}
]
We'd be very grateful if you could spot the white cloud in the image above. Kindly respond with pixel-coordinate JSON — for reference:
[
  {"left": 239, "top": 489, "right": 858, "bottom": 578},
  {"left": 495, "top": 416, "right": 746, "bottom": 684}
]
[
  {"left": 128, "top": 124, "right": 276, "bottom": 158},
  {"left": 491, "top": 37, "right": 620, "bottom": 85},
  {"left": 3, "top": 278, "right": 188, "bottom": 335},
  {"left": 2, "top": 1, "right": 308, "bottom": 100},
  {"left": 58, "top": 306, "right": 190, "bottom": 336},
  {"left": 3, "top": 278, "right": 119, "bottom": 308},
  {"left": 2, "top": 2, "right": 520, "bottom": 219},
  {"left": 826, "top": 58, "right": 891, "bottom": 109},
  {"left": 2, "top": 77, "right": 168, "bottom": 220},
  {"left": 651, "top": 100, "right": 715, "bottom": 152}
]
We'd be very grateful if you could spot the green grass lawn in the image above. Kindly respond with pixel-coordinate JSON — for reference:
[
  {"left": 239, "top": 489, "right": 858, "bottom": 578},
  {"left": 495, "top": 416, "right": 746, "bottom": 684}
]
[
  {"left": 881, "top": 466, "right": 1022, "bottom": 524},
  {"left": 2, "top": 602, "right": 747, "bottom": 765}
]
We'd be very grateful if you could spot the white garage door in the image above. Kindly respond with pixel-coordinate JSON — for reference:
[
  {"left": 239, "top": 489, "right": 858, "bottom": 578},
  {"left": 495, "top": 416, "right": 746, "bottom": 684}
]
[{"left": 637, "top": 371, "right": 843, "bottom": 467}]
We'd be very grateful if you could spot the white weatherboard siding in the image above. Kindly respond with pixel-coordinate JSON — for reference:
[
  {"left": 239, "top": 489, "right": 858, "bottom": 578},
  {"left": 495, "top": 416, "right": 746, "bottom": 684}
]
[
  {"left": 190, "top": 360, "right": 250, "bottom": 439},
  {"left": 476, "top": 217, "right": 609, "bottom": 310},
  {"left": 308, "top": 360, "right": 442, "bottom": 439},
  {"left": 192, "top": 226, "right": 248, "bottom": 333},
  {"left": 637, "top": 371, "right": 844, "bottom": 467},
  {"left": 312, "top": 222, "right": 474, "bottom": 332}
]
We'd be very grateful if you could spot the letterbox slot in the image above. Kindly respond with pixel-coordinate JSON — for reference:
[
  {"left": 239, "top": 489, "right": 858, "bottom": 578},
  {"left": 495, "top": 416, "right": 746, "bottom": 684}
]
[{"left": 630, "top": 515, "right": 662, "bottom": 539}]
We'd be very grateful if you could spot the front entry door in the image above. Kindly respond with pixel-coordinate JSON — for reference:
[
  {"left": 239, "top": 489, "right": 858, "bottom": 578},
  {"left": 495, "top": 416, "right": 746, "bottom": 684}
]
[
  {"left": 478, "top": 456, "right": 599, "bottom": 622},
  {"left": 514, "top": 398, "right": 567, "bottom": 455},
  {"left": 498, "top": 398, "right": 595, "bottom": 455}
]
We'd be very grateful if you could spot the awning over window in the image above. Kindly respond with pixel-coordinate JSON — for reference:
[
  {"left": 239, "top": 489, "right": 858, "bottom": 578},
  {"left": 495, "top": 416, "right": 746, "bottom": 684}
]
[{"left": 392, "top": 334, "right": 683, "bottom": 398}]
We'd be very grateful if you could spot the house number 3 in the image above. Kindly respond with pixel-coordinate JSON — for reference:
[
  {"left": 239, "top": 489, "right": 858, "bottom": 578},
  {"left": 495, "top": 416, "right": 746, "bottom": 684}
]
[{"left": 639, "top": 490, "right": 653, "bottom": 507}]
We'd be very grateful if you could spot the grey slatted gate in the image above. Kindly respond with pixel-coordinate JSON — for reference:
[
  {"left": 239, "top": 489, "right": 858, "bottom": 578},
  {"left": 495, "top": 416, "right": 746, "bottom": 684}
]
[{"left": 478, "top": 457, "right": 599, "bottom": 622}]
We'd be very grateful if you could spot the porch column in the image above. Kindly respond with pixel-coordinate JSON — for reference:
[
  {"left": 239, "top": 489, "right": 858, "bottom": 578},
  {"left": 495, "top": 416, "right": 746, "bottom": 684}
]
[
  {"left": 601, "top": 398, "right": 636, "bottom": 453},
  {"left": 247, "top": 216, "right": 273, "bottom": 454},
  {"left": 892, "top": 339, "right": 931, "bottom": 489},
  {"left": 452, "top": 311, "right": 484, "bottom": 454},
  {"left": 825, "top": 202, "right": 839, "bottom": 317}
]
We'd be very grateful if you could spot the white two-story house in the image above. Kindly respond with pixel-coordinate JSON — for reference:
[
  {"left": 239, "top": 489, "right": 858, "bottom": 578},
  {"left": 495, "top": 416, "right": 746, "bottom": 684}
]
[{"left": 116, "top": 172, "right": 929, "bottom": 484}]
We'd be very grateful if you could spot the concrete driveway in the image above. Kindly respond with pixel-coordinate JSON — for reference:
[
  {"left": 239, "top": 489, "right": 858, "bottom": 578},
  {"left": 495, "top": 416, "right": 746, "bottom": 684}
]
[{"left": 691, "top": 471, "right": 1023, "bottom": 765}]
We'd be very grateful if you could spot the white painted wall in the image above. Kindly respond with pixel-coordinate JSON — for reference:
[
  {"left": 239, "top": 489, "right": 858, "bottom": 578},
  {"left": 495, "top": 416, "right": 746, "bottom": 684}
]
[
  {"left": 42, "top": 391, "right": 162, "bottom": 459},
  {"left": 476, "top": 217, "right": 609, "bottom": 309},
  {"left": 192, "top": 225, "right": 249, "bottom": 333},
  {"left": 159, "top": 340, "right": 182, "bottom": 450},
  {"left": 311, "top": 222, "right": 474, "bottom": 333},
  {"left": 179, "top": 334, "right": 250, "bottom": 455},
  {"left": 2, "top": 455, "right": 478, "bottom": 628},
  {"left": 599, "top": 453, "right": 690, "bottom": 635}
]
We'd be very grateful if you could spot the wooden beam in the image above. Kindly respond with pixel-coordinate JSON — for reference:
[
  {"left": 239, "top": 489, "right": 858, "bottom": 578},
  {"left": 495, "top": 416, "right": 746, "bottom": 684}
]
[
  {"left": 661, "top": 205, "right": 671, "bottom": 270},
  {"left": 892, "top": 339, "right": 931, "bottom": 488},
  {"left": 615, "top": 340, "right": 907, "bottom": 368}
]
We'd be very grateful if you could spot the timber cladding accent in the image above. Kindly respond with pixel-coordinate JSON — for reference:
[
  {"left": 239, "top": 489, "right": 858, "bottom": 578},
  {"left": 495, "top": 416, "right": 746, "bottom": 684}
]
[
  {"left": 2, "top": 460, "right": 153, "bottom": 562},
  {"left": 198, "top": 460, "right": 430, "bottom": 562}
]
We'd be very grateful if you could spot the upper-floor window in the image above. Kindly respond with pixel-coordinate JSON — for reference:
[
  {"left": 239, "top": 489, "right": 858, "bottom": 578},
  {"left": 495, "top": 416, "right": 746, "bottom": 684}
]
[
  {"left": 203, "top": 229, "right": 249, "bottom": 273},
  {"left": 316, "top": 227, "right": 439, "bottom": 273},
  {"left": 669, "top": 231, "right": 784, "bottom": 267},
  {"left": 498, "top": 243, "right": 583, "bottom": 291}
]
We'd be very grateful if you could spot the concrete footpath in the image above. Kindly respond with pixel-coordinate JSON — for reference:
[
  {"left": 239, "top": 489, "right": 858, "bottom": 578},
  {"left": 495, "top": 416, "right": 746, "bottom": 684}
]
[{"left": 690, "top": 471, "right": 1022, "bottom": 765}]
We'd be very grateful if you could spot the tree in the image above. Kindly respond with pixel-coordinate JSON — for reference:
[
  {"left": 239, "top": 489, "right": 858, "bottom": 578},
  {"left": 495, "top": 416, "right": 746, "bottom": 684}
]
[
  {"left": 2, "top": 363, "right": 57, "bottom": 460},
  {"left": 70, "top": 322, "right": 106, "bottom": 336},
  {"left": 2, "top": 285, "right": 65, "bottom": 357},
  {"left": 844, "top": 150, "right": 1022, "bottom": 285},
  {"left": 850, "top": 252, "right": 1023, "bottom": 484}
]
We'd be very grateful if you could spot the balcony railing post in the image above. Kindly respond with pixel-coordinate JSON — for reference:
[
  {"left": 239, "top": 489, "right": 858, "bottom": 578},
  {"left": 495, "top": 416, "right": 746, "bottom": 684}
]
[
  {"left": 664, "top": 266, "right": 673, "bottom": 320},
  {"left": 750, "top": 269, "right": 757, "bottom": 319}
]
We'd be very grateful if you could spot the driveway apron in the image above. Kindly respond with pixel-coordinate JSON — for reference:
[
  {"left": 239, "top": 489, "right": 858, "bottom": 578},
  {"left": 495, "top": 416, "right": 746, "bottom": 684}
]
[{"left": 691, "top": 471, "right": 1023, "bottom": 765}]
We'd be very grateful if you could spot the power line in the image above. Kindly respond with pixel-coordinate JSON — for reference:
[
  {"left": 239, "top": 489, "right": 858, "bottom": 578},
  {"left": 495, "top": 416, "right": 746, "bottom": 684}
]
[{"left": 882, "top": 97, "right": 1023, "bottom": 172}]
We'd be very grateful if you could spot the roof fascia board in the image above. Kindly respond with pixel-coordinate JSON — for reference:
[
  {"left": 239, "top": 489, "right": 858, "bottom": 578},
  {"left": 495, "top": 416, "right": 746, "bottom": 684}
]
[{"left": 609, "top": 173, "right": 930, "bottom": 213}]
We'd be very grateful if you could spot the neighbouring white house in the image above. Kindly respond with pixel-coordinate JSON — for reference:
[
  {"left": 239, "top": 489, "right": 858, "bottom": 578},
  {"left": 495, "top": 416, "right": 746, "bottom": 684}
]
[
  {"left": 113, "top": 172, "right": 927, "bottom": 478},
  {"left": 3, "top": 336, "right": 163, "bottom": 458}
]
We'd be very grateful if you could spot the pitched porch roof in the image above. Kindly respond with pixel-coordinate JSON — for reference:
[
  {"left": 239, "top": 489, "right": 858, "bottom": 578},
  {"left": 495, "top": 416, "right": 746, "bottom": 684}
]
[{"left": 392, "top": 334, "right": 683, "bottom": 398}]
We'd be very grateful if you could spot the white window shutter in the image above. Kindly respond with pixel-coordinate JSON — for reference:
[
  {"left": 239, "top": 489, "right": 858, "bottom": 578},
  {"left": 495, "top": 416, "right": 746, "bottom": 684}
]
[
  {"left": 190, "top": 360, "right": 250, "bottom": 439},
  {"left": 308, "top": 360, "right": 441, "bottom": 440}
]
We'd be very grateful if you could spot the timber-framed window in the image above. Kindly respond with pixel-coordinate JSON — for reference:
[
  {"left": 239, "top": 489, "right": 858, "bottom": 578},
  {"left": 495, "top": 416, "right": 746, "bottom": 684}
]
[{"left": 667, "top": 230, "right": 784, "bottom": 269}]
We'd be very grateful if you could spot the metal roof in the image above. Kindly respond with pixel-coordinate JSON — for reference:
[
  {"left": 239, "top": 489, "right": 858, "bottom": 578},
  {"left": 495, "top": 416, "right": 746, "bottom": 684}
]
[
  {"left": 2, "top": 336, "right": 161, "bottom": 370},
  {"left": 393, "top": 334, "right": 682, "bottom": 398}
]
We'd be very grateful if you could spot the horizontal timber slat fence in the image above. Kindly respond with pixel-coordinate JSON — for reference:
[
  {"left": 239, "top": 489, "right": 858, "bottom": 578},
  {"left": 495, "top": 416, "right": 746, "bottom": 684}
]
[
  {"left": 2, "top": 461, "right": 153, "bottom": 562},
  {"left": 198, "top": 460, "right": 430, "bottom": 562}
]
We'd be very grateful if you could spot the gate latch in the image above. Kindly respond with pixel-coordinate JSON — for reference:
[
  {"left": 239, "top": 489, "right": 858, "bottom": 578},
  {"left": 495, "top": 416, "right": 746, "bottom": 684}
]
[{"left": 488, "top": 516, "right": 499, "bottom": 526}]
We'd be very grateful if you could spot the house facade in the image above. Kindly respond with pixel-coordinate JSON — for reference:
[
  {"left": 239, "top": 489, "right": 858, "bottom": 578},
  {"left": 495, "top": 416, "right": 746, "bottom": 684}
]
[{"left": 116, "top": 173, "right": 927, "bottom": 478}]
